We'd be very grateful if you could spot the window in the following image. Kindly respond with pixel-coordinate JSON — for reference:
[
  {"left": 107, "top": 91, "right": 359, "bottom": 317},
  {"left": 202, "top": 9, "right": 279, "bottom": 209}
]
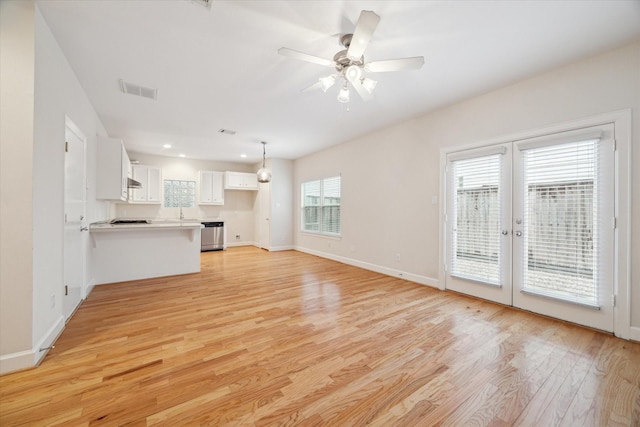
[
  {"left": 450, "top": 153, "right": 503, "bottom": 285},
  {"left": 301, "top": 176, "right": 341, "bottom": 236},
  {"left": 163, "top": 180, "right": 195, "bottom": 208},
  {"left": 520, "top": 138, "right": 601, "bottom": 305}
]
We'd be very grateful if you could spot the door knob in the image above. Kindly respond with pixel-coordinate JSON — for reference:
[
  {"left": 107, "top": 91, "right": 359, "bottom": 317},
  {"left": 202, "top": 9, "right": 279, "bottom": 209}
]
[
  {"left": 501, "top": 230, "right": 509, "bottom": 235},
  {"left": 515, "top": 231, "right": 522, "bottom": 237}
]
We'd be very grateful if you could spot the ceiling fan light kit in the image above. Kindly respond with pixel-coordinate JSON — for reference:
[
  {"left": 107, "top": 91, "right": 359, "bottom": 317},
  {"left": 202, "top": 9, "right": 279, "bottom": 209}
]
[{"left": 278, "top": 10, "right": 424, "bottom": 104}]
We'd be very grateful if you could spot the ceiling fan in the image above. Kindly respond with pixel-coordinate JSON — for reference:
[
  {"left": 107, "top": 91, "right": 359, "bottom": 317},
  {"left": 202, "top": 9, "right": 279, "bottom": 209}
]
[{"left": 278, "top": 10, "right": 424, "bottom": 103}]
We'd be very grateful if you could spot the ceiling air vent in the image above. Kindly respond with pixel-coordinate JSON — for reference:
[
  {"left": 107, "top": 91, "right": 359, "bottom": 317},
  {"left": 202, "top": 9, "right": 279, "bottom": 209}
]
[
  {"left": 118, "top": 79, "right": 158, "bottom": 100},
  {"left": 218, "top": 129, "right": 237, "bottom": 135},
  {"left": 191, "top": 0, "right": 213, "bottom": 10}
]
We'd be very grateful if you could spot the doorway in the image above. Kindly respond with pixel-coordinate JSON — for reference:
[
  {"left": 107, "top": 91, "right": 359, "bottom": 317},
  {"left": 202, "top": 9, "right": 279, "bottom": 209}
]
[
  {"left": 444, "top": 124, "right": 615, "bottom": 332},
  {"left": 63, "top": 119, "right": 87, "bottom": 319}
]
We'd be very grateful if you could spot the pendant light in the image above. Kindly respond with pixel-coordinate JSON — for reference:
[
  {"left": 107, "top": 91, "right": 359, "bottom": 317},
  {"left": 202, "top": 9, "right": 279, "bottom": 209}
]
[{"left": 257, "top": 141, "right": 272, "bottom": 183}]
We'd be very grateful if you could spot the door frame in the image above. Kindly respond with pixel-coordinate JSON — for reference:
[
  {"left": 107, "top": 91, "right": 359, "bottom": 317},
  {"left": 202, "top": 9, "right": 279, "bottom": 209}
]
[{"left": 438, "top": 109, "right": 632, "bottom": 339}]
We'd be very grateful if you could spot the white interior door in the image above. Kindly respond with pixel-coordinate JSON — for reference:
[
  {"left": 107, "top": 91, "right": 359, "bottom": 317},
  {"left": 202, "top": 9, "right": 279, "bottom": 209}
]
[
  {"left": 64, "top": 121, "right": 86, "bottom": 319},
  {"left": 445, "top": 124, "right": 615, "bottom": 332}
]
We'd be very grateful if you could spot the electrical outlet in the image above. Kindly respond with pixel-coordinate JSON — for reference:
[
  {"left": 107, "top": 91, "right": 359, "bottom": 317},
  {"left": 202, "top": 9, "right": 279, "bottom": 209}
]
[
  {"left": 395, "top": 253, "right": 401, "bottom": 262},
  {"left": 235, "top": 235, "right": 240, "bottom": 240},
  {"left": 50, "top": 294, "right": 55, "bottom": 308}
]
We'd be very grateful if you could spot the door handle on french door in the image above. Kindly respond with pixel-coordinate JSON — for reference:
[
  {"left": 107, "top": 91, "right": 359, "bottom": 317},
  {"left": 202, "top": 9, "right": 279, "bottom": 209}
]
[
  {"left": 515, "top": 231, "right": 522, "bottom": 237},
  {"left": 80, "top": 226, "right": 88, "bottom": 232},
  {"left": 501, "top": 230, "right": 509, "bottom": 235}
]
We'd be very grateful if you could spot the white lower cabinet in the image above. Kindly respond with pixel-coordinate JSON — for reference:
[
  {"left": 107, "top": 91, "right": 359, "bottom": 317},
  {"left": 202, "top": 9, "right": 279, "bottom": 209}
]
[
  {"left": 199, "top": 171, "right": 224, "bottom": 205},
  {"left": 130, "top": 165, "right": 162, "bottom": 203},
  {"left": 224, "top": 171, "right": 258, "bottom": 190}
]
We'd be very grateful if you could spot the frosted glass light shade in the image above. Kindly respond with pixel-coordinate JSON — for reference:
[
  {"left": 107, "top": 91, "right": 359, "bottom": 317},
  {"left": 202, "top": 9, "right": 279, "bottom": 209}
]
[
  {"left": 257, "top": 168, "right": 272, "bottom": 183},
  {"left": 362, "top": 78, "right": 377, "bottom": 94},
  {"left": 337, "top": 86, "right": 350, "bottom": 103},
  {"left": 319, "top": 75, "right": 336, "bottom": 92}
]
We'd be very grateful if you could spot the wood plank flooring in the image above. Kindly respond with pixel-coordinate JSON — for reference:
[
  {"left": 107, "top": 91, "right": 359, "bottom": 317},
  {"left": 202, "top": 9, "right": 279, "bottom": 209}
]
[{"left": 1, "top": 247, "right": 639, "bottom": 426}]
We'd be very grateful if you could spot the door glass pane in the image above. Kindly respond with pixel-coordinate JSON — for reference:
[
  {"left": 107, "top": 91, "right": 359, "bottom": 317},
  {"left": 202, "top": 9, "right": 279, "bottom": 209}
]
[
  {"left": 521, "top": 139, "right": 599, "bottom": 306},
  {"left": 450, "top": 154, "right": 502, "bottom": 285}
]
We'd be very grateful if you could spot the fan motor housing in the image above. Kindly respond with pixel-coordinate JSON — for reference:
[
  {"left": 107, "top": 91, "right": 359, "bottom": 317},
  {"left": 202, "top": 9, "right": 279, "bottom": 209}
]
[{"left": 334, "top": 34, "right": 364, "bottom": 71}]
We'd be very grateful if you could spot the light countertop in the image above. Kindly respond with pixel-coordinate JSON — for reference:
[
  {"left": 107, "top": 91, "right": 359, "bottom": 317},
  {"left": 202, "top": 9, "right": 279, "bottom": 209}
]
[{"left": 90, "top": 219, "right": 204, "bottom": 232}]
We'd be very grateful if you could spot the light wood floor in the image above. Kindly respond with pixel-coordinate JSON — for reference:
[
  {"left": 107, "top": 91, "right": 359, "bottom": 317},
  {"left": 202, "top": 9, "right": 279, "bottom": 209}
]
[{"left": 1, "top": 247, "right": 639, "bottom": 426}]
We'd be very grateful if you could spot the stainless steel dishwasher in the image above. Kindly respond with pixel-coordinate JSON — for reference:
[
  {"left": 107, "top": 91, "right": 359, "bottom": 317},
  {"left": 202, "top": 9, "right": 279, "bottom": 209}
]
[{"left": 201, "top": 221, "right": 224, "bottom": 251}]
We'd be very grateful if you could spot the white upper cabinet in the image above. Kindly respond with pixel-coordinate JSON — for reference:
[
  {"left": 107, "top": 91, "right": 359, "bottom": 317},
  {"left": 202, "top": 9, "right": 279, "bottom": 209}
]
[
  {"left": 199, "top": 171, "right": 224, "bottom": 205},
  {"left": 129, "top": 165, "right": 162, "bottom": 204},
  {"left": 224, "top": 171, "right": 258, "bottom": 190},
  {"left": 96, "top": 136, "right": 130, "bottom": 201}
]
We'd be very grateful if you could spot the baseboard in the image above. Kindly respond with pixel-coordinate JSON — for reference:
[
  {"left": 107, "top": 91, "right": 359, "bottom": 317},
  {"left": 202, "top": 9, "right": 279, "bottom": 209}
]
[
  {"left": 629, "top": 326, "right": 640, "bottom": 342},
  {"left": 0, "top": 314, "right": 65, "bottom": 375},
  {"left": 0, "top": 349, "right": 35, "bottom": 375},
  {"left": 85, "top": 279, "right": 96, "bottom": 300},
  {"left": 244, "top": 243, "right": 295, "bottom": 252},
  {"left": 266, "top": 245, "right": 295, "bottom": 252},
  {"left": 294, "top": 246, "right": 439, "bottom": 288},
  {"left": 34, "top": 315, "right": 65, "bottom": 366},
  {"left": 226, "top": 241, "right": 254, "bottom": 248}
]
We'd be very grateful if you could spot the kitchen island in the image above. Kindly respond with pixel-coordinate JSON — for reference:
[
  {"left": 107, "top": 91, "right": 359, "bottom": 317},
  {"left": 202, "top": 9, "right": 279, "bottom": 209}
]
[{"left": 90, "top": 220, "right": 203, "bottom": 284}]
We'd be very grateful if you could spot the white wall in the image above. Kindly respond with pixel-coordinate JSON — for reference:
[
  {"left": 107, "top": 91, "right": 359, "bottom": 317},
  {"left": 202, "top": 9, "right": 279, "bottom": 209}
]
[
  {"left": 294, "top": 41, "right": 640, "bottom": 326},
  {"left": 0, "top": 1, "right": 112, "bottom": 373},
  {"left": 115, "top": 152, "right": 258, "bottom": 246},
  {"left": 33, "top": 3, "right": 111, "bottom": 355},
  {"left": 0, "top": 0, "right": 36, "bottom": 371}
]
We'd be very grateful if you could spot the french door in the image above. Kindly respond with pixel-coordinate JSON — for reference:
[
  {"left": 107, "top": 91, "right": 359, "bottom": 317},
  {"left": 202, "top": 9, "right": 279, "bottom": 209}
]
[{"left": 445, "top": 124, "right": 615, "bottom": 332}]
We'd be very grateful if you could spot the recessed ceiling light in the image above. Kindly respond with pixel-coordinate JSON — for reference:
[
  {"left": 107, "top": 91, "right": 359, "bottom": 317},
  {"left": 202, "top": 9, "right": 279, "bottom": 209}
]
[
  {"left": 179, "top": 154, "right": 186, "bottom": 158},
  {"left": 163, "top": 144, "right": 172, "bottom": 149},
  {"left": 240, "top": 154, "right": 247, "bottom": 158}
]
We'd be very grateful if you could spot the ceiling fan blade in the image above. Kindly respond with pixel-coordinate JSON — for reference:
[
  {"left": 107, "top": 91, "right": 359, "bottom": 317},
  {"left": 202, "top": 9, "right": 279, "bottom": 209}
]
[
  {"left": 347, "top": 10, "right": 380, "bottom": 61},
  {"left": 365, "top": 57, "right": 425, "bottom": 73},
  {"left": 278, "top": 47, "right": 335, "bottom": 68}
]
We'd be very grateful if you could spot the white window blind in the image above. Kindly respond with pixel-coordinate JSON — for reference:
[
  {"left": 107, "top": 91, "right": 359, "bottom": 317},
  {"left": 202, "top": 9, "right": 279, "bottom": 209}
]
[
  {"left": 521, "top": 139, "right": 600, "bottom": 306},
  {"left": 302, "top": 176, "right": 341, "bottom": 236},
  {"left": 450, "top": 154, "right": 502, "bottom": 285}
]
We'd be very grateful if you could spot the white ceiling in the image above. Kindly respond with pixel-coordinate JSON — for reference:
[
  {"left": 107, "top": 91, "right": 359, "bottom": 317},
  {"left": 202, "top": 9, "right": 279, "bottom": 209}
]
[{"left": 37, "top": 0, "right": 640, "bottom": 164}]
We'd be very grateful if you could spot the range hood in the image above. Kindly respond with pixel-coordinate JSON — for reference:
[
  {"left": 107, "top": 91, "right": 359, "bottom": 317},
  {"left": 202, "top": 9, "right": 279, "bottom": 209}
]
[{"left": 127, "top": 177, "right": 142, "bottom": 189}]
